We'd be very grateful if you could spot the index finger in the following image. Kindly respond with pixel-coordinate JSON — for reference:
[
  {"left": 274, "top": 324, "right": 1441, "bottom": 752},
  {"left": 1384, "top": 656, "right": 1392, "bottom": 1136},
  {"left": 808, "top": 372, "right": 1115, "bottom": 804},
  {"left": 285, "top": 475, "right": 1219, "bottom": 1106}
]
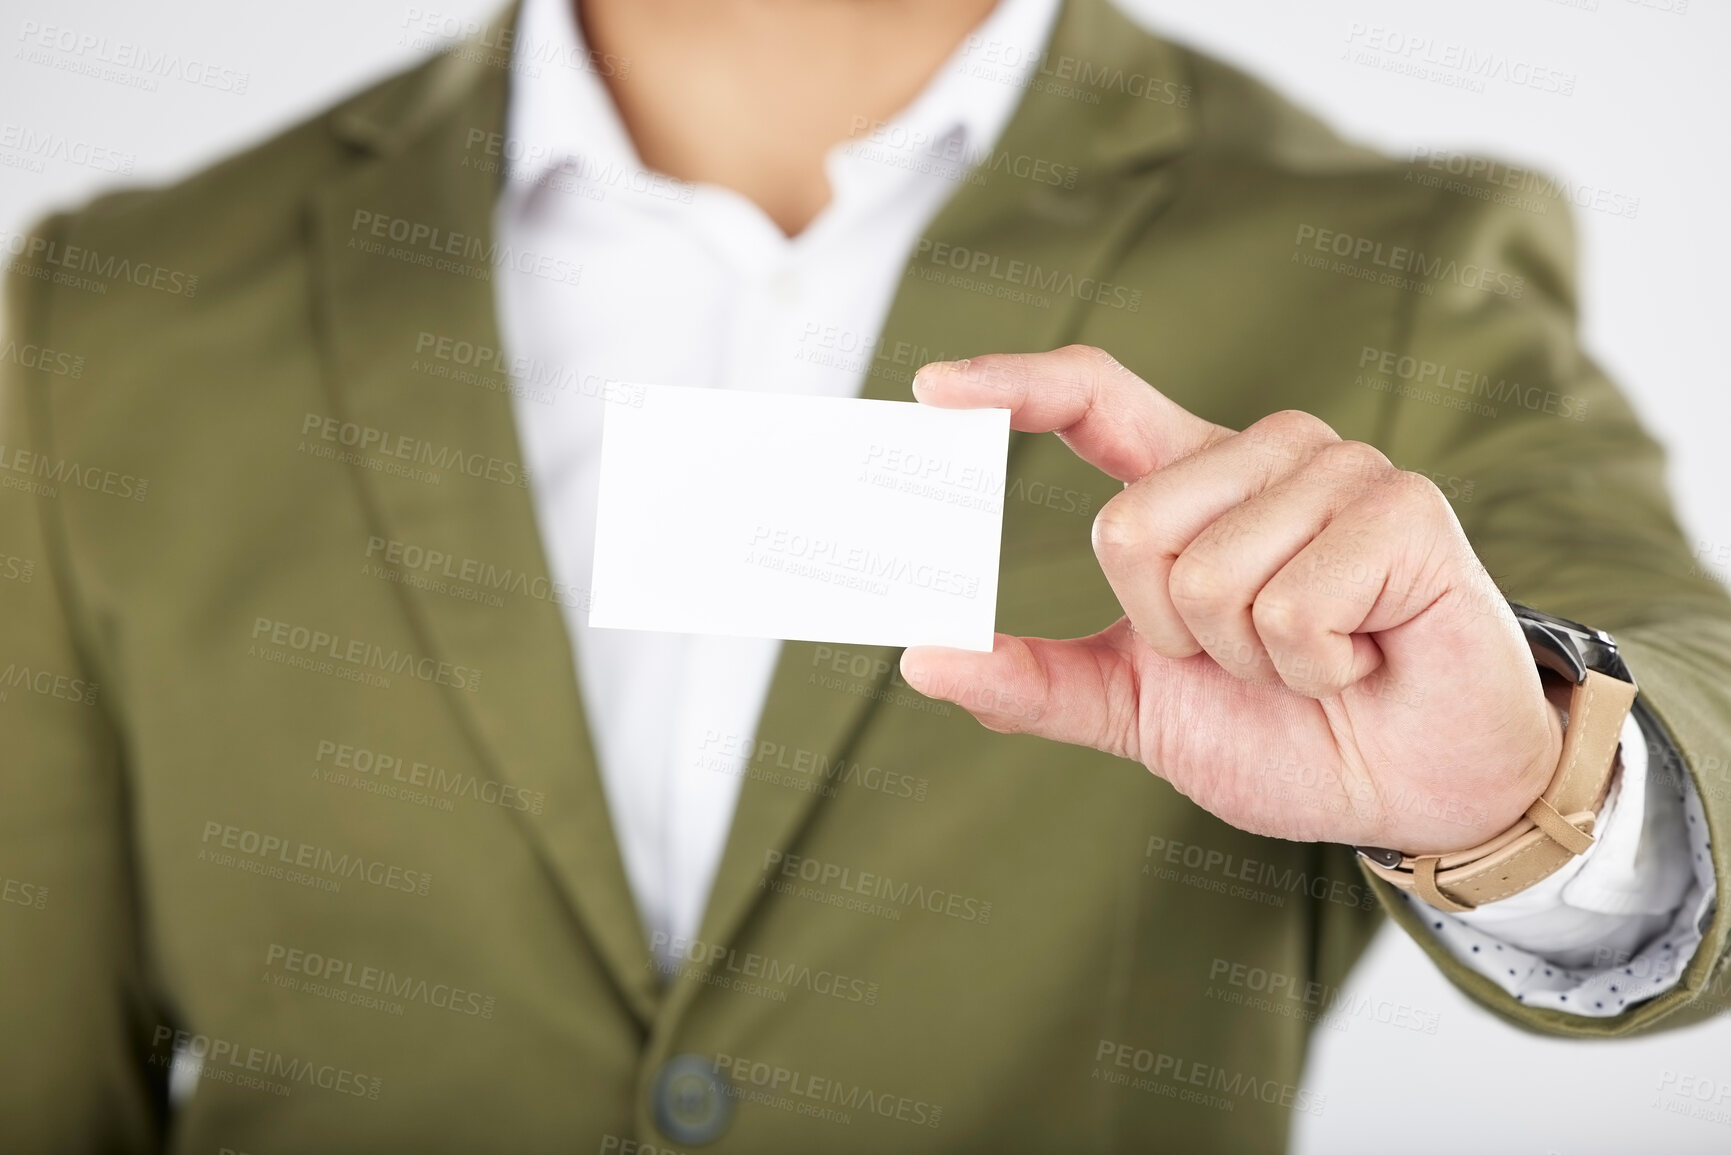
[{"left": 910, "top": 344, "right": 1230, "bottom": 482}]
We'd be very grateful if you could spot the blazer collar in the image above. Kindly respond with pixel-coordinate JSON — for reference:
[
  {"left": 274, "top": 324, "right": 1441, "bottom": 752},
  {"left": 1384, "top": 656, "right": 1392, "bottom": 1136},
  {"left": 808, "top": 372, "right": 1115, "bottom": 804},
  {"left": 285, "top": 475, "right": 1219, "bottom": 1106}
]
[
  {"left": 329, "top": 0, "right": 1195, "bottom": 173},
  {"left": 309, "top": 0, "right": 1197, "bottom": 1033}
]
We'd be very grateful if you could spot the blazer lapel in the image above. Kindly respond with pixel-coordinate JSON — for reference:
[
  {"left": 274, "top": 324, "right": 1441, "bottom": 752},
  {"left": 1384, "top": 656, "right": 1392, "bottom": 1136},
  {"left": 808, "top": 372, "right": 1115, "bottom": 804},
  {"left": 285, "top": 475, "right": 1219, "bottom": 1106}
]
[
  {"left": 306, "top": 24, "right": 660, "bottom": 1025},
  {"left": 300, "top": 0, "right": 1199, "bottom": 1033},
  {"left": 676, "top": 0, "right": 1200, "bottom": 1002}
]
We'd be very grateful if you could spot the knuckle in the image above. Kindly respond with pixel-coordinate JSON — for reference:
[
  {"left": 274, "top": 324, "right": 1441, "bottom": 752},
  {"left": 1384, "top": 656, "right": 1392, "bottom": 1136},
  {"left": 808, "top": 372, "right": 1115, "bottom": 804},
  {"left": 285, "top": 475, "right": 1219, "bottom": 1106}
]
[
  {"left": 961, "top": 683, "right": 1042, "bottom": 733},
  {"left": 1384, "top": 469, "right": 1455, "bottom": 518},
  {"left": 1251, "top": 592, "right": 1310, "bottom": 645},
  {"left": 1258, "top": 408, "right": 1337, "bottom": 441},
  {"left": 1051, "top": 343, "right": 1115, "bottom": 385},
  {"left": 1312, "top": 439, "right": 1392, "bottom": 483},
  {"left": 1075, "top": 344, "right": 1139, "bottom": 398},
  {"left": 1167, "top": 550, "right": 1223, "bottom": 610},
  {"left": 1040, "top": 344, "right": 1120, "bottom": 409},
  {"left": 1063, "top": 343, "right": 1118, "bottom": 370},
  {"left": 1286, "top": 662, "right": 1349, "bottom": 697},
  {"left": 1246, "top": 409, "right": 1338, "bottom": 467},
  {"left": 1261, "top": 639, "right": 1343, "bottom": 696},
  {"left": 960, "top": 354, "right": 1020, "bottom": 399},
  {"left": 1202, "top": 638, "right": 1259, "bottom": 679},
  {"left": 1128, "top": 612, "right": 1204, "bottom": 660},
  {"left": 1090, "top": 496, "right": 1150, "bottom": 563}
]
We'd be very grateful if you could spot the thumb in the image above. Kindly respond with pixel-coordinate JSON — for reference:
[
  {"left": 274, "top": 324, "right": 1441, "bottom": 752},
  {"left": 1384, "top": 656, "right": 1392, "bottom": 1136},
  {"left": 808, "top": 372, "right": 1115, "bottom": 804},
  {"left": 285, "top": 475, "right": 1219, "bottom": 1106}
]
[{"left": 899, "top": 627, "right": 1140, "bottom": 759}]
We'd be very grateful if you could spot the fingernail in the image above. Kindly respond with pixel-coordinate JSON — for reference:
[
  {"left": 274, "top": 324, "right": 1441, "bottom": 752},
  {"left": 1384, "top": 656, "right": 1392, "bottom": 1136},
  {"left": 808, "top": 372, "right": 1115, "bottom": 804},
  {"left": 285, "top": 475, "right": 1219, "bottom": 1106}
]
[{"left": 912, "top": 359, "right": 970, "bottom": 392}]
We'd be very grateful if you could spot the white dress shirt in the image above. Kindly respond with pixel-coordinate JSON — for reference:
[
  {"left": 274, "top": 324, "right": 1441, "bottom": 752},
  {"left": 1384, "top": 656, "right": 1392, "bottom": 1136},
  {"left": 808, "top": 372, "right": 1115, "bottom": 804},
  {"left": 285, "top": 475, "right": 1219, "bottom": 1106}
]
[{"left": 494, "top": 0, "right": 1712, "bottom": 1012}]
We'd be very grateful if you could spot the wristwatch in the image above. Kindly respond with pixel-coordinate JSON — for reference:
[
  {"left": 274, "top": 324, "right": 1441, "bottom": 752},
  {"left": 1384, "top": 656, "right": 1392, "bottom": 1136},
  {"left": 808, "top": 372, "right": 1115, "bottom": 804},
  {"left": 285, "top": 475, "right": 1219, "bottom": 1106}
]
[{"left": 1355, "top": 604, "right": 1639, "bottom": 913}]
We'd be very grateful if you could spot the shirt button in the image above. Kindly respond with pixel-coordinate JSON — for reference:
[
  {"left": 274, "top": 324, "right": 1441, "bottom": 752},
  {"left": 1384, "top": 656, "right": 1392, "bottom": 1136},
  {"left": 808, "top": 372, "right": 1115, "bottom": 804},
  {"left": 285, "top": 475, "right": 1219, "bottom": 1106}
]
[{"left": 653, "top": 1053, "right": 733, "bottom": 1146}]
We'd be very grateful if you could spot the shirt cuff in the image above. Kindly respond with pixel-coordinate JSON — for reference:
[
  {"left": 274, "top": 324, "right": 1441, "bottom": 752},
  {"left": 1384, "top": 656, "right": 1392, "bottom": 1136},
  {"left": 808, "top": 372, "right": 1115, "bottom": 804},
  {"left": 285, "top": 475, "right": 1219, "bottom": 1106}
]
[{"left": 1404, "top": 708, "right": 1717, "bottom": 1017}]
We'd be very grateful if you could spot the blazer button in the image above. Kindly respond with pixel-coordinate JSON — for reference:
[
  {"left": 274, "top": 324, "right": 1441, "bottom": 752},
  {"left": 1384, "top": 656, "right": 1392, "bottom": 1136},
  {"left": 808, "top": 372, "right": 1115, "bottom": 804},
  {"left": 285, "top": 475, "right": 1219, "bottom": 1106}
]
[{"left": 653, "top": 1053, "right": 734, "bottom": 1146}]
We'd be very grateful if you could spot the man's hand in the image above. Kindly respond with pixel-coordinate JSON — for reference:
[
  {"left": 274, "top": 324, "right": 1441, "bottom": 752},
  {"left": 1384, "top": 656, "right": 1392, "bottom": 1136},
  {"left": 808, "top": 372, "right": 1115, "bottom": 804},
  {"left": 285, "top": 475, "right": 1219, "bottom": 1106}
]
[{"left": 900, "top": 346, "right": 1563, "bottom": 856}]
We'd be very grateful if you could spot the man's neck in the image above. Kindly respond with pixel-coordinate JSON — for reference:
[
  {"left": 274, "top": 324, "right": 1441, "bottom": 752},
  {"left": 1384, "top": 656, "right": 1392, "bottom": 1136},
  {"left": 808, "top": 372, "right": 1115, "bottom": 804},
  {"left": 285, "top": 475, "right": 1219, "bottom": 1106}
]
[{"left": 577, "top": 0, "right": 1001, "bottom": 237}]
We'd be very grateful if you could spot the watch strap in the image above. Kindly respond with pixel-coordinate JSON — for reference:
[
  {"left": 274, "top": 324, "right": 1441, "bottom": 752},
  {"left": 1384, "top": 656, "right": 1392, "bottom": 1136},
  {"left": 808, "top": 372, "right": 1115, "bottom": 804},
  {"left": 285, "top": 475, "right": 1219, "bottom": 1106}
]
[{"left": 1360, "top": 667, "right": 1637, "bottom": 912}]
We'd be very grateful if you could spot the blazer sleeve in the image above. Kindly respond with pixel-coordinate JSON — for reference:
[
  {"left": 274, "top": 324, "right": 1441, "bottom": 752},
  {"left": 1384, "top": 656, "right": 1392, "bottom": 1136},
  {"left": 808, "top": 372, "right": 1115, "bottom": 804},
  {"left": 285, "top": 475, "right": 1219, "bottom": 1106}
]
[
  {"left": 0, "top": 213, "right": 166, "bottom": 1149},
  {"left": 1337, "top": 187, "right": 1731, "bottom": 1038}
]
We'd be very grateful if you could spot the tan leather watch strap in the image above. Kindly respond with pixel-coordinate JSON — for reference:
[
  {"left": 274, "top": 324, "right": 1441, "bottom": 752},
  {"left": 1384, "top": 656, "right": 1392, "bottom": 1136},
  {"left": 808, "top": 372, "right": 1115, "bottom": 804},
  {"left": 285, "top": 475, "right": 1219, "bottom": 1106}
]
[{"left": 1362, "top": 668, "right": 1638, "bottom": 912}]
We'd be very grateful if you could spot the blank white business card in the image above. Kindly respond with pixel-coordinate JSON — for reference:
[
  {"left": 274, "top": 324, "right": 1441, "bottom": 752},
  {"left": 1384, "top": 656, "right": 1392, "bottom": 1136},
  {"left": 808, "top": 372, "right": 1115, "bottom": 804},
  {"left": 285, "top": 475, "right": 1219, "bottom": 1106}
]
[{"left": 589, "top": 384, "right": 1009, "bottom": 651}]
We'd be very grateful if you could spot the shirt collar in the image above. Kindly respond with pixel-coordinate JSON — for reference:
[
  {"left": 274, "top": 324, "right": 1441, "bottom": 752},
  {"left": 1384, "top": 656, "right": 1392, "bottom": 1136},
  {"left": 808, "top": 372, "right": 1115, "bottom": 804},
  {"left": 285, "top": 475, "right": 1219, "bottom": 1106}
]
[
  {"left": 503, "top": 0, "right": 643, "bottom": 192},
  {"left": 888, "top": 0, "right": 1063, "bottom": 173},
  {"left": 502, "top": 0, "right": 1063, "bottom": 199}
]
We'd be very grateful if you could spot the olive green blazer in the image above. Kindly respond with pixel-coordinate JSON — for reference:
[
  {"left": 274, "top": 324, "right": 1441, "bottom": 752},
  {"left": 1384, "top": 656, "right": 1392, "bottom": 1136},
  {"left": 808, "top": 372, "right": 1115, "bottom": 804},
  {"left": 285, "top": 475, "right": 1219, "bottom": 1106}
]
[{"left": 4, "top": 0, "right": 1730, "bottom": 1151}]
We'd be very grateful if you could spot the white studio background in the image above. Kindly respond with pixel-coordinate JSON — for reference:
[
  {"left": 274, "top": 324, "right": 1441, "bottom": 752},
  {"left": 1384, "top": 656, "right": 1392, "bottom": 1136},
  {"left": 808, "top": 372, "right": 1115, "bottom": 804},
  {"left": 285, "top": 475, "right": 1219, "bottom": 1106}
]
[{"left": 1, "top": 1, "right": 1727, "bottom": 1152}]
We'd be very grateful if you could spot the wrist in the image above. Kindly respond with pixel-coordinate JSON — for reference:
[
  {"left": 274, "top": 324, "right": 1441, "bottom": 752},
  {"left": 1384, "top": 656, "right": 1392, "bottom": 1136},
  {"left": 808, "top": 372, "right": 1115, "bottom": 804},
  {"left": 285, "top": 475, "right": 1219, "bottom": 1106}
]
[
  {"left": 1469, "top": 687, "right": 1569, "bottom": 855},
  {"left": 1380, "top": 673, "right": 1566, "bottom": 861},
  {"left": 1356, "top": 605, "right": 1636, "bottom": 912}
]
